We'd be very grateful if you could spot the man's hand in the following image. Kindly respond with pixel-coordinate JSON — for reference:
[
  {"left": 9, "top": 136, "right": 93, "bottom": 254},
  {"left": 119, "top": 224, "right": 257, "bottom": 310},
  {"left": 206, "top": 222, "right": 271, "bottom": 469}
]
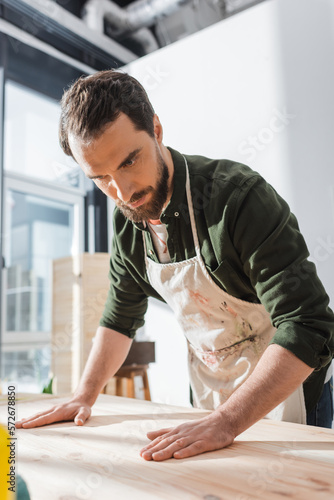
[
  {"left": 140, "top": 345, "right": 313, "bottom": 461},
  {"left": 15, "top": 398, "right": 91, "bottom": 429},
  {"left": 15, "top": 327, "right": 133, "bottom": 430},
  {"left": 140, "top": 411, "right": 234, "bottom": 461}
]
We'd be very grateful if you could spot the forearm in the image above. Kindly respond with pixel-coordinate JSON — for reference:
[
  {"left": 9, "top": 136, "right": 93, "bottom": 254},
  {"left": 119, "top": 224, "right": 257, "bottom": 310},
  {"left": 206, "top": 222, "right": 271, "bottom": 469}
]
[
  {"left": 216, "top": 344, "right": 314, "bottom": 436},
  {"left": 73, "top": 326, "right": 133, "bottom": 406}
]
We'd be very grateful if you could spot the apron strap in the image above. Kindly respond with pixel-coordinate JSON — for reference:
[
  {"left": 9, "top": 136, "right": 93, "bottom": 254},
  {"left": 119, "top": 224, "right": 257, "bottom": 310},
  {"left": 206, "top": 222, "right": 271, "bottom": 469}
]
[
  {"left": 141, "top": 156, "right": 201, "bottom": 260},
  {"left": 184, "top": 157, "right": 201, "bottom": 258}
]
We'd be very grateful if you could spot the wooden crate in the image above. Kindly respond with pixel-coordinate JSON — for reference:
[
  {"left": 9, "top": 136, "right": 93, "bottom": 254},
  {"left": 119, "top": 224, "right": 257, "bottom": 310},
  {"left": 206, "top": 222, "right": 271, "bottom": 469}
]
[
  {"left": 52, "top": 253, "right": 111, "bottom": 394},
  {"left": 51, "top": 253, "right": 155, "bottom": 396}
]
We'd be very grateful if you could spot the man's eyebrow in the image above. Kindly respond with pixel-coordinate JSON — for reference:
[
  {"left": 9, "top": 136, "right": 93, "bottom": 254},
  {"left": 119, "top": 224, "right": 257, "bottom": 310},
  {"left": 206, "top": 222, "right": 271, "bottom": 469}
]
[
  {"left": 86, "top": 147, "right": 142, "bottom": 180},
  {"left": 116, "top": 147, "right": 142, "bottom": 170}
]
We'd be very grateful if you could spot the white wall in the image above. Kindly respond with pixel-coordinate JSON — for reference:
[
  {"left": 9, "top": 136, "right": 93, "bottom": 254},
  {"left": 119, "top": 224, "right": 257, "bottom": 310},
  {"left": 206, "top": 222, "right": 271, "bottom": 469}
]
[{"left": 123, "top": 0, "right": 334, "bottom": 406}]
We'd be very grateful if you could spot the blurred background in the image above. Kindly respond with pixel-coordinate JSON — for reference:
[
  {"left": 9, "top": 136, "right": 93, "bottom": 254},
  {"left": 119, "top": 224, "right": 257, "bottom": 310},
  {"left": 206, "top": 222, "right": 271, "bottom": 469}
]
[{"left": 0, "top": 0, "right": 333, "bottom": 410}]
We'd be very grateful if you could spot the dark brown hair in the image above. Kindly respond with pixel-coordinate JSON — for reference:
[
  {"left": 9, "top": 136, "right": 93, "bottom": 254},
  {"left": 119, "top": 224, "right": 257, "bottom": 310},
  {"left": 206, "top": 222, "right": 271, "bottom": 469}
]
[{"left": 59, "top": 70, "right": 155, "bottom": 157}]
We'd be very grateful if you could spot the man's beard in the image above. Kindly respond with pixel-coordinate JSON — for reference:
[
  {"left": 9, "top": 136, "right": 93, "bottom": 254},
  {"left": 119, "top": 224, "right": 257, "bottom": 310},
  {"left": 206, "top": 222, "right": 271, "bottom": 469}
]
[{"left": 116, "top": 150, "right": 170, "bottom": 223}]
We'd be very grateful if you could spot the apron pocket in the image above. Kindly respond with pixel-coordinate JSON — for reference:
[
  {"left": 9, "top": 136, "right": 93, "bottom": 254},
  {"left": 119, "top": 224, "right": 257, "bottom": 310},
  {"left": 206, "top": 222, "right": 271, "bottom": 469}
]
[{"left": 208, "top": 259, "right": 259, "bottom": 302}]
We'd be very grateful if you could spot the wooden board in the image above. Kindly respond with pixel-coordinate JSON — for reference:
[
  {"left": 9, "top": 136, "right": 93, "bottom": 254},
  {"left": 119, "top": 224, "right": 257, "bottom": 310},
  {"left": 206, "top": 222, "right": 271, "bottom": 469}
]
[
  {"left": 1, "top": 394, "right": 334, "bottom": 500},
  {"left": 51, "top": 253, "right": 155, "bottom": 398},
  {"left": 52, "top": 253, "right": 111, "bottom": 394}
]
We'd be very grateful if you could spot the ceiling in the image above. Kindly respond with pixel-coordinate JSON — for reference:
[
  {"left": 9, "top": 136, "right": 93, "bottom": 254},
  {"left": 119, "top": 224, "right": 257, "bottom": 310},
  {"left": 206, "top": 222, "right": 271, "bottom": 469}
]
[
  {"left": 0, "top": 0, "right": 265, "bottom": 69},
  {"left": 51, "top": 0, "right": 265, "bottom": 57}
]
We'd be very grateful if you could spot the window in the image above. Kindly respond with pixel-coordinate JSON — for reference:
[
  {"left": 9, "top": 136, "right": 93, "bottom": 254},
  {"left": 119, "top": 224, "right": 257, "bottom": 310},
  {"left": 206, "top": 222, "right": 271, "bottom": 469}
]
[
  {"left": 0, "top": 38, "right": 87, "bottom": 393},
  {"left": 4, "top": 190, "right": 76, "bottom": 333},
  {"left": 1, "top": 180, "right": 84, "bottom": 392},
  {"left": 4, "top": 80, "right": 81, "bottom": 189}
]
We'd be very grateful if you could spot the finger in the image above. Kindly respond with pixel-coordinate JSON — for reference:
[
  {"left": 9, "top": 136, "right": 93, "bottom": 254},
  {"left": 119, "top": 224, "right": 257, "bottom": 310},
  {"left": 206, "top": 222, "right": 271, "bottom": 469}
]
[
  {"left": 74, "top": 407, "right": 91, "bottom": 426},
  {"left": 140, "top": 426, "right": 180, "bottom": 457},
  {"left": 141, "top": 435, "right": 187, "bottom": 461},
  {"left": 20, "top": 404, "right": 75, "bottom": 428},
  {"left": 150, "top": 437, "right": 190, "bottom": 462},
  {"left": 16, "top": 409, "right": 57, "bottom": 428},
  {"left": 20, "top": 411, "right": 59, "bottom": 429},
  {"left": 146, "top": 427, "right": 173, "bottom": 440},
  {"left": 140, "top": 429, "right": 176, "bottom": 454},
  {"left": 173, "top": 440, "right": 207, "bottom": 459},
  {"left": 18, "top": 408, "right": 56, "bottom": 422},
  {"left": 140, "top": 434, "right": 176, "bottom": 456}
]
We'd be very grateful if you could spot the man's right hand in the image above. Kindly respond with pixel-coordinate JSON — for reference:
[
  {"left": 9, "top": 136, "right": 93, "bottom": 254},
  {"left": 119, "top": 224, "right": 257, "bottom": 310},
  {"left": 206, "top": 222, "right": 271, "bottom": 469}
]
[
  {"left": 15, "top": 398, "right": 92, "bottom": 429},
  {"left": 15, "top": 327, "right": 133, "bottom": 430}
]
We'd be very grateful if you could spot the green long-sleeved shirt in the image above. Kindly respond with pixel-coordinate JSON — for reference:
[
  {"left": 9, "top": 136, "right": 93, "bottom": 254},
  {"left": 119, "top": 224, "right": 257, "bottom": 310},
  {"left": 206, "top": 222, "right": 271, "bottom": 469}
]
[{"left": 100, "top": 146, "right": 334, "bottom": 413}]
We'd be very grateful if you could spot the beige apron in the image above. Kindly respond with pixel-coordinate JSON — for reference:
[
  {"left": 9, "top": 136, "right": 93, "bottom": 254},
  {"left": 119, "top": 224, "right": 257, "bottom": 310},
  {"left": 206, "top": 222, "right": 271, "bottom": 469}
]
[{"left": 143, "top": 157, "right": 306, "bottom": 424}]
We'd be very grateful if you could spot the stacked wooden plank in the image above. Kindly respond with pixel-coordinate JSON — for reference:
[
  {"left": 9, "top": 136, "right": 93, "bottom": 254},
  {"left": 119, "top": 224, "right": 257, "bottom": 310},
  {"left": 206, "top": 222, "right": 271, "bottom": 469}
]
[{"left": 51, "top": 253, "right": 111, "bottom": 394}]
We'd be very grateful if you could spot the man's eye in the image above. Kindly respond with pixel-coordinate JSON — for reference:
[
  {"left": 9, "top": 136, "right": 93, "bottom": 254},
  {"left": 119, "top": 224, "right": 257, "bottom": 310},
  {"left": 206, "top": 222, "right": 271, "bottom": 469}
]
[{"left": 123, "top": 158, "right": 136, "bottom": 167}]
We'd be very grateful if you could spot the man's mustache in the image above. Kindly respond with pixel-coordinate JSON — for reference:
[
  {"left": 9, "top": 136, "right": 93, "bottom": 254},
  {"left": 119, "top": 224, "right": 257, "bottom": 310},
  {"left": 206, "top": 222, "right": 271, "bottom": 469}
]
[{"left": 118, "top": 187, "right": 154, "bottom": 207}]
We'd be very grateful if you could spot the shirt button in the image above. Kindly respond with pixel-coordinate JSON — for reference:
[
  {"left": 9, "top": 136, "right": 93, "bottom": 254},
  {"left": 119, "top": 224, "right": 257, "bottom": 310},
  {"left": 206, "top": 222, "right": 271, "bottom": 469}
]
[
  {"left": 174, "top": 212, "right": 179, "bottom": 217},
  {"left": 149, "top": 250, "right": 154, "bottom": 256}
]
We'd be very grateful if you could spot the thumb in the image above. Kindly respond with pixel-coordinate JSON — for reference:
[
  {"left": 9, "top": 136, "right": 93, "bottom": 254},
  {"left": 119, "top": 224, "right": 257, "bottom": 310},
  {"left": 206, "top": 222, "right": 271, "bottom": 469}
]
[{"left": 74, "top": 407, "right": 90, "bottom": 426}]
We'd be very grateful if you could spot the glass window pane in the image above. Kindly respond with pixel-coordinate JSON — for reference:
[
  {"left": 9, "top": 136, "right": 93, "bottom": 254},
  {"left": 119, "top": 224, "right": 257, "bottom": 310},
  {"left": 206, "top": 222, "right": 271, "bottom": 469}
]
[
  {"left": 4, "top": 190, "right": 74, "bottom": 333},
  {"left": 1, "top": 347, "right": 51, "bottom": 394},
  {"left": 4, "top": 80, "right": 81, "bottom": 188}
]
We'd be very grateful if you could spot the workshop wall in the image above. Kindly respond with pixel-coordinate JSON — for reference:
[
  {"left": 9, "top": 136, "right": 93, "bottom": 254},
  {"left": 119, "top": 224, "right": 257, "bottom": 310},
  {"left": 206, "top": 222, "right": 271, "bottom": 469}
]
[{"left": 123, "top": 0, "right": 334, "bottom": 406}]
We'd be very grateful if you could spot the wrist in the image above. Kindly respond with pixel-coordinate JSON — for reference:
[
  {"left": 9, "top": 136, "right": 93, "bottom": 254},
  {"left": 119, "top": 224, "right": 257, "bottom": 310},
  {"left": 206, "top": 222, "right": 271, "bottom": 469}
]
[
  {"left": 72, "top": 389, "right": 96, "bottom": 408},
  {"left": 210, "top": 406, "right": 239, "bottom": 440}
]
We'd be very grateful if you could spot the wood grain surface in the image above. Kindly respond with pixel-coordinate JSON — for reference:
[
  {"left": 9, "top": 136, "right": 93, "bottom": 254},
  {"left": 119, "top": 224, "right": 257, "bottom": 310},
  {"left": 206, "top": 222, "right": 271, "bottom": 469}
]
[{"left": 1, "top": 394, "right": 333, "bottom": 500}]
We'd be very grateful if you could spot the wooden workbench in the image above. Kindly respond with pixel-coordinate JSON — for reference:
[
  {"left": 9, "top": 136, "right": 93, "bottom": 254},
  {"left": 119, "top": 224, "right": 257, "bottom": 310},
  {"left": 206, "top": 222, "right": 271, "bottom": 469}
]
[{"left": 1, "top": 393, "right": 334, "bottom": 499}]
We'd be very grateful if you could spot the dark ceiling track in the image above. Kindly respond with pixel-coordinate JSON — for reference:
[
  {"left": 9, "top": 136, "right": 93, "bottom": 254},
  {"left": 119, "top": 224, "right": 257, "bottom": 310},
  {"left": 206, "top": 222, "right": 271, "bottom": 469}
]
[{"left": 0, "top": 0, "right": 137, "bottom": 70}]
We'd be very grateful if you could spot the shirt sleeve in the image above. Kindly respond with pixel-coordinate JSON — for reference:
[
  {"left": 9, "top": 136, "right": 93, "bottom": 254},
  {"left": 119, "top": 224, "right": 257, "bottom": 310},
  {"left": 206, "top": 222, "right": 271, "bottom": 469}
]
[
  {"left": 231, "top": 174, "right": 334, "bottom": 370},
  {"left": 99, "top": 220, "right": 148, "bottom": 339}
]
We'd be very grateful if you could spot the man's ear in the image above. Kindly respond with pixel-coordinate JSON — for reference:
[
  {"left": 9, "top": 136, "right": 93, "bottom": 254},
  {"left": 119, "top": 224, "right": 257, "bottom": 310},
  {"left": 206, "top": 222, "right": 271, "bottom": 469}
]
[{"left": 153, "top": 114, "right": 163, "bottom": 144}]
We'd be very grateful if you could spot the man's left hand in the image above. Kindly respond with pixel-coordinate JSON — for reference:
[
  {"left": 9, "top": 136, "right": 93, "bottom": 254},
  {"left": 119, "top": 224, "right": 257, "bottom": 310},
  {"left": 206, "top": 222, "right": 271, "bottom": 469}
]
[{"left": 139, "top": 411, "right": 234, "bottom": 461}]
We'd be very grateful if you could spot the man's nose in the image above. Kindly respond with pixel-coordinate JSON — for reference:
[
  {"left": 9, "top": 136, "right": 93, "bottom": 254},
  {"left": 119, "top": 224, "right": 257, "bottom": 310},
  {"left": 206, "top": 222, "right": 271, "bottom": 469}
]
[{"left": 108, "top": 177, "right": 134, "bottom": 203}]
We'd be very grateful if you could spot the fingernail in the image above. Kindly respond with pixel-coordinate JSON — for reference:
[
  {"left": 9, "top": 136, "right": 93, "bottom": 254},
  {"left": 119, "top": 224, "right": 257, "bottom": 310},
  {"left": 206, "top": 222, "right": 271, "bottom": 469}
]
[{"left": 76, "top": 418, "right": 84, "bottom": 425}]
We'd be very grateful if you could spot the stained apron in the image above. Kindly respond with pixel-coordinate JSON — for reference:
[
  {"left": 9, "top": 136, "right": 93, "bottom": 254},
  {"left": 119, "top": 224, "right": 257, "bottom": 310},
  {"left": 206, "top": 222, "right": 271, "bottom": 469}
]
[{"left": 143, "top": 156, "right": 306, "bottom": 424}]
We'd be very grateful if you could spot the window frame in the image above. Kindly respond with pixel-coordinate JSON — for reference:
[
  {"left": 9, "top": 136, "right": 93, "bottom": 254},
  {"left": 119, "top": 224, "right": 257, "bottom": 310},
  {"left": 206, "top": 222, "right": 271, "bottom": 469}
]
[
  {"left": 1, "top": 173, "right": 85, "bottom": 348},
  {"left": 0, "top": 27, "right": 112, "bottom": 385}
]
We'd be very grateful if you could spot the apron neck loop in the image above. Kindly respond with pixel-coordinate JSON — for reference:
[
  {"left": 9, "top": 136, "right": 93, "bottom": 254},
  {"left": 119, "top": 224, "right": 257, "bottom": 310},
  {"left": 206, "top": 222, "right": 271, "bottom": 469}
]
[{"left": 184, "top": 156, "right": 201, "bottom": 256}]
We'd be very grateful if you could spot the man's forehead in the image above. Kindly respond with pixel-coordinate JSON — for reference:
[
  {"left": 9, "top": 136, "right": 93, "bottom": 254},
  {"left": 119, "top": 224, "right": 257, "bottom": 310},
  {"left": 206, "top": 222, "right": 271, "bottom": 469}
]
[{"left": 68, "top": 114, "right": 143, "bottom": 153}]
